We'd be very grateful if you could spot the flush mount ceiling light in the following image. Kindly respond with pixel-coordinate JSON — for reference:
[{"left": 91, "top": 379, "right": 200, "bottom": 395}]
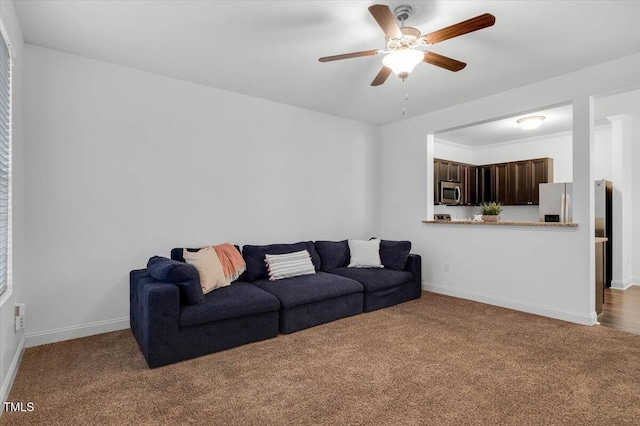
[{"left": 517, "top": 116, "right": 545, "bottom": 130}]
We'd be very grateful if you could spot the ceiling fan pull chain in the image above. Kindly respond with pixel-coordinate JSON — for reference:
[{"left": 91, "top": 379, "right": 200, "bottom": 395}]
[{"left": 402, "top": 87, "right": 408, "bottom": 116}]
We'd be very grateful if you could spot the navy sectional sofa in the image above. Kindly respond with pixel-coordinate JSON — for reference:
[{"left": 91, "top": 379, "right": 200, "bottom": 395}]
[{"left": 130, "top": 240, "right": 421, "bottom": 368}]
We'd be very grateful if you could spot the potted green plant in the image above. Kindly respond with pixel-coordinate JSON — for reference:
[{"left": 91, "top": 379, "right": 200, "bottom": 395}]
[{"left": 480, "top": 202, "right": 503, "bottom": 222}]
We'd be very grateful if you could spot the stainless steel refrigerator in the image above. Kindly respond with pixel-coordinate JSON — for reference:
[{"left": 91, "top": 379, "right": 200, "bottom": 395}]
[
  {"left": 538, "top": 182, "right": 573, "bottom": 223},
  {"left": 594, "top": 179, "right": 612, "bottom": 287},
  {"left": 539, "top": 180, "right": 612, "bottom": 287}
]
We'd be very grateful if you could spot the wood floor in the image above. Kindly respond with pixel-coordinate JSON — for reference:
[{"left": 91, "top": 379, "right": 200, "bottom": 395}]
[{"left": 599, "top": 285, "right": 640, "bottom": 335}]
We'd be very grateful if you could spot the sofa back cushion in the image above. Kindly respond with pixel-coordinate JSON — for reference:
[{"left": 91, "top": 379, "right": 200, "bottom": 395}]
[
  {"left": 242, "top": 241, "right": 321, "bottom": 282},
  {"left": 379, "top": 240, "right": 412, "bottom": 270},
  {"left": 147, "top": 256, "right": 205, "bottom": 305},
  {"left": 315, "top": 240, "right": 350, "bottom": 271},
  {"left": 170, "top": 246, "right": 241, "bottom": 263},
  {"left": 171, "top": 247, "right": 197, "bottom": 262}
]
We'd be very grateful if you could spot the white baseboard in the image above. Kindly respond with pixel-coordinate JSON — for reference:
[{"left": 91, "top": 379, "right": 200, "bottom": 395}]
[
  {"left": 610, "top": 279, "right": 635, "bottom": 290},
  {"left": 25, "top": 317, "right": 129, "bottom": 348},
  {"left": 1, "top": 334, "right": 25, "bottom": 406},
  {"left": 423, "top": 282, "right": 597, "bottom": 326}
]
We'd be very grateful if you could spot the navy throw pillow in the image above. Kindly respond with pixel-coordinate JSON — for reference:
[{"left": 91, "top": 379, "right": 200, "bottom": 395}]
[
  {"left": 315, "top": 240, "right": 350, "bottom": 271},
  {"left": 170, "top": 247, "right": 199, "bottom": 263},
  {"left": 379, "top": 240, "right": 412, "bottom": 270},
  {"left": 147, "top": 256, "right": 205, "bottom": 305},
  {"left": 242, "top": 241, "right": 321, "bottom": 282},
  {"left": 171, "top": 246, "right": 241, "bottom": 263}
]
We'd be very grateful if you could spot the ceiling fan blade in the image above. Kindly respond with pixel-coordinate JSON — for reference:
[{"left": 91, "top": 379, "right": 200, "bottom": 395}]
[
  {"left": 368, "top": 5, "right": 403, "bottom": 39},
  {"left": 423, "top": 52, "right": 467, "bottom": 72},
  {"left": 424, "top": 13, "right": 496, "bottom": 45},
  {"left": 371, "top": 66, "right": 392, "bottom": 86},
  {"left": 319, "top": 49, "right": 380, "bottom": 63}
]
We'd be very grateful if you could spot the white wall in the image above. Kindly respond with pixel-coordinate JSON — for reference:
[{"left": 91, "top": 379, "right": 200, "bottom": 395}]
[
  {"left": 381, "top": 52, "right": 640, "bottom": 325},
  {"left": 472, "top": 133, "right": 574, "bottom": 182},
  {"left": 433, "top": 139, "right": 474, "bottom": 164},
  {"left": 593, "top": 126, "right": 613, "bottom": 181},
  {"left": 0, "top": 0, "right": 25, "bottom": 405},
  {"left": 22, "top": 44, "right": 380, "bottom": 346},
  {"left": 633, "top": 119, "right": 640, "bottom": 283}
]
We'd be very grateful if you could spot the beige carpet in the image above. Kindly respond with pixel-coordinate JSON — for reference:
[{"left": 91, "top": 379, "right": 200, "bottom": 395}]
[{"left": 3, "top": 292, "right": 640, "bottom": 425}]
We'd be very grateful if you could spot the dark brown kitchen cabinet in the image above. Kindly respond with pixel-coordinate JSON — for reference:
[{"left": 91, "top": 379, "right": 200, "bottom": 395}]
[
  {"left": 512, "top": 161, "right": 530, "bottom": 205},
  {"left": 448, "top": 162, "right": 461, "bottom": 182},
  {"left": 461, "top": 165, "right": 477, "bottom": 206},
  {"left": 433, "top": 160, "right": 441, "bottom": 202},
  {"left": 530, "top": 158, "right": 553, "bottom": 204},
  {"left": 436, "top": 159, "right": 461, "bottom": 182},
  {"left": 510, "top": 158, "right": 554, "bottom": 205},
  {"left": 478, "top": 166, "right": 493, "bottom": 204},
  {"left": 434, "top": 157, "right": 554, "bottom": 206},
  {"left": 492, "top": 163, "right": 512, "bottom": 205}
]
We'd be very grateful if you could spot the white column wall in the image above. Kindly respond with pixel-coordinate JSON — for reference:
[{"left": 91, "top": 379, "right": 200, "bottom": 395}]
[
  {"left": 572, "top": 96, "right": 595, "bottom": 315},
  {"left": 608, "top": 114, "right": 634, "bottom": 289}
]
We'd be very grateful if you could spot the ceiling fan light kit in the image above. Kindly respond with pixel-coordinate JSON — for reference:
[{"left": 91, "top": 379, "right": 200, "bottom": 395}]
[
  {"left": 517, "top": 116, "right": 545, "bottom": 130},
  {"left": 318, "top": 4, "right": 496, "bottom": 86},
  {"left": 382, "top": 49, "right": 424, "bottom": 80}
]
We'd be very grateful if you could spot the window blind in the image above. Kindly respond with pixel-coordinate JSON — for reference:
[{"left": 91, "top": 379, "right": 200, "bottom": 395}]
[{"left": 0, "top": 25, "right": 11, "bottom": 297}]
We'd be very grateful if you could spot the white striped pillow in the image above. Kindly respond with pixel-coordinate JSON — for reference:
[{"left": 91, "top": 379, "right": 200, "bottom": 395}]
[{"left": 265, "top": 250, "right": 316, "bottom": 281}]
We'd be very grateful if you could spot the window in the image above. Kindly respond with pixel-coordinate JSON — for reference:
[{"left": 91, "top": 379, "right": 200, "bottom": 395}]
[{"left": 0, "top": 23, "right": 11, "bottom": 297}]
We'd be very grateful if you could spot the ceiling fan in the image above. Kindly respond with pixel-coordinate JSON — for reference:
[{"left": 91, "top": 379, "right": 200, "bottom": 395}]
[{"left": 319, "top": 4, "right": 495, "bottom": 86}]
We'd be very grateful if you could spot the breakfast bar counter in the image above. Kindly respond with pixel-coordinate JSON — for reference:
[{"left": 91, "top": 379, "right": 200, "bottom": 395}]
[{"left": 422, "top": 220, "right": 578, "bottom": 227}]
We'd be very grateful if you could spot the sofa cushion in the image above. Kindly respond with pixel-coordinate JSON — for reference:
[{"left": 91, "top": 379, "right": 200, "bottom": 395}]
[
  {"left": 179, "top": 282, "right": 280, "bottom": 327},
  {"left": 348, "top": 239, "right": 383, "bottom": 268},
  {"left": 379, "top": 240, "right": 412, "bottom": 270},
  {"left": 242, "top": 241, "right": 321, "bottom": 282},
  {"left": 315, "top": 240, "right": 350, "bottom": 271},
  {"left": 328, "top": 267, "right": 413, "bottom": 293},
  {"left": 251, "top": 272, "right": 363, "bottom": 309},
  {"left": 146, "top": 256, "right": 205, "bottom": 305}
]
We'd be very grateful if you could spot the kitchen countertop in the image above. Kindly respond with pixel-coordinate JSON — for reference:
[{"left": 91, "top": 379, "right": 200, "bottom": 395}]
[{"left": 422, "top": 220, "right": 578, "bottom": 227}]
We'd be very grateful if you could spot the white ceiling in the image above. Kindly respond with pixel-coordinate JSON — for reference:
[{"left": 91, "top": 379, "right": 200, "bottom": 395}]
[
  {"left": 436, "top": 89, "right": 640, "bottom": 146},
  {"left": 437, "top": 104, "right": 574, "bottom": 147},
  {"left": 13, "top": 1, "right": 640, "bottom": 125}
]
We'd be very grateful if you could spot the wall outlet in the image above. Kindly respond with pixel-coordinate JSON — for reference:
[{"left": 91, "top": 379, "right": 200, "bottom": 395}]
[
  {"left": 14, "top": 303, "right": 25, "bottom": 331},
  {"left": 14, "top": 316, "right": 24, "bottom": 331},
  {"left": 443, "top": 262, "right": 450, "bottom": 272}
]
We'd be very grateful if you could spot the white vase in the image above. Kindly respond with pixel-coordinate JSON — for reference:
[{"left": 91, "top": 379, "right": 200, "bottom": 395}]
[{"left": 481, "top": 215, "right": 500, "bottom": 223}]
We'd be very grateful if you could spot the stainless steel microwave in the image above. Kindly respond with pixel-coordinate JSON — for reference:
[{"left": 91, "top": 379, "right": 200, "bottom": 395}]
[{"left": 440, "top": 181, "right": 462, "bottom": 205}]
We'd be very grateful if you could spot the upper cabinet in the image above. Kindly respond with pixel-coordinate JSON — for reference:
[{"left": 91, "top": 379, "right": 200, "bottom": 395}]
[
  {"left": 492, "top": 163, "right": 512, "bottom": 205},
  {"left": 510, "top": 158, "right": 554, "bottom": 205},
  {"left": 461, "top": 164, "right": 477, "bottom": 206},
  {"left": 434, "top": 157, "right": 553, "bottom": 206},
  {"left": 437, "top": 160, "right": 461, "bottom": 182}
]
